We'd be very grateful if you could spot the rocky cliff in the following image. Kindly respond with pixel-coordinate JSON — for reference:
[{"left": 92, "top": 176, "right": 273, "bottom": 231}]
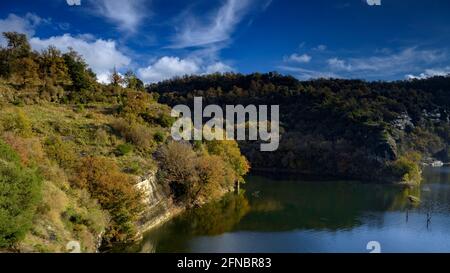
[{"left": 134, "top": 171, "right": 182, "bottom": 238}]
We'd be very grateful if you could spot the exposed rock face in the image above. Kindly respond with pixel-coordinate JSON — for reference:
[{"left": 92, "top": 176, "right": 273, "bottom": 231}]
[
  {"left": 421, "top": 109, "right": 443, "bottom": 123},
  {"left": 136, "top": 170, "right": 163, "bottom": 207},
  {"left": 392, "top": 112, "right": 414, "bottom": 131},
  {"left": 134, "top": 171, "right": 182, "bottom": 237}
]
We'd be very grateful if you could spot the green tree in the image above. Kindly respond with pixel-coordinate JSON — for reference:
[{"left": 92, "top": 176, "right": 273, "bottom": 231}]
[
  {"left": 124, "top": 70, "right": 144, "bottom": 91},
  {"left": 63, "top": 48, "right": 95, "bottom": 91},
  {"left": 0, "top": 140, "right": 42, "bottom": 248},
  {"left": 3, "top": 32, "right": 31, "bottom": 58}
]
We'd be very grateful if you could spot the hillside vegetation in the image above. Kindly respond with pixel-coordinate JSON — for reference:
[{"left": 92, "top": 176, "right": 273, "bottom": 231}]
[
  {"left": 1, "top": 31, "right": 449, "bottom": 252},
  {"left": 150, "top": 73, "right": 450, "bottom": 184},
  {"left": 0, "top": 32, "right": 248, "bottom": 252}
]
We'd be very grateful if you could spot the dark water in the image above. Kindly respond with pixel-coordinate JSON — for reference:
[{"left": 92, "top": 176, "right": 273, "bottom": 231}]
[{"left": 132, "top": 166, "right": 450, "bottom": 253}]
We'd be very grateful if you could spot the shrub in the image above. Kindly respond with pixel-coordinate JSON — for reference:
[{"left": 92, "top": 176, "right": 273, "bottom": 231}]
[
  {"left": 94, "top": 128, "right": 110, "bottom": 145},
  {"left": 74, "top": 104, "right": 85, "bottom": 113},
  {"left": 153, "top": 131, "right": 165, "bottom": 143},
  {"left": 0, "top": 138, "right": 21, "bottom": 163},
  {"left": 155, "top": 113, "right": 175, "bottom": 128},
  {"left": 115, "top": 143, "right": 133, "bottom": 156},
  {"left": 390, "top": 152, "right": 422, "bottom": 184},
  {"left": 111, "top": 119, "right": 154, "bottom": 151},
  {"left": 0, "top": 140, "right": 42, "bottom": 248},
  {"left": 2, "top": 132, "right": 45, "bottom": 166},
  {"left": 123, "top": 161, "right": 142, "bottom": 175},
  {"left": 0, "top": 108, "right": 33, "bottom": 137},
  {"left": 44, "top": 135, "right": 77, "bottom": 169}
]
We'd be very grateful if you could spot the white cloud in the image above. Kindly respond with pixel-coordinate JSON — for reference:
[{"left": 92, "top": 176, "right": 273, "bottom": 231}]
[
  {"left": 30, "top": 34, "right": 131, "bottom": 82},
  {"left": 325, "top": 47, "right": 448, "bottom": 79},
  {"left": 89, "top": 0, "right": 148, "bottom": 32},
  {"left": 96, "top": 73, "right": 111, "bottom": 84},
  {"left": 328, "top": 48, "right": 445, "bottom": 74},
  {"left": 0, "top": 13, "right": 130, "bottom": 83},
  {"left": 284, "top": 53, "right": 312, "bottom": 63},
  {"left": 0, "top": 13, "right": 45, "bottom": 46},
  {"left": 138, "top": 57, "right": 199, "bottom": 83},
  {"left": 313, "top": 44, "right": 327, "bottom": 51},
  {"left": 171, "top": 0, "right": 253, "bottom": 48},
  {"left": 205, "top": 62, "right": 233, "bottom": 74},
  {"left": 327, "top": 57, "right": 352, "bottom": 71},
  {"left": 281, "top": 47, "right": 448, "bottom": 80},
  {"left": 406, "top": 67, "right": 450, "bottom": 80},
  {"left": 137, "top": 56, "right": 233, "bottom": 83}
]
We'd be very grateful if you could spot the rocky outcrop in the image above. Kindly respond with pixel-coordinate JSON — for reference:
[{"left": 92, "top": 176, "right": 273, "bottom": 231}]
[
  {"left": 134, "top": 171, "right": 182, "bottom": 238},
  {"left": 391, "top": 112, "right": 414, "bottom": 131}
]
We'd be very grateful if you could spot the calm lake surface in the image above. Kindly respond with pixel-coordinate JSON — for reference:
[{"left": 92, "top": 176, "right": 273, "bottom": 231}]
[{"left": 132, "top": 166, "right": 450, "bottom": 253}]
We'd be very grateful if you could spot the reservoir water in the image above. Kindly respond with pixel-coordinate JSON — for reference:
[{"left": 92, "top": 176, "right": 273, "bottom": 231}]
[{"left": 132, "top": 166, "right": 450, "bottom": 253}]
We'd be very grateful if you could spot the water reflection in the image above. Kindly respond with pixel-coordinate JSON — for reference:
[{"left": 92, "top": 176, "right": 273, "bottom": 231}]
[{"left": 134, "top": 166, "right": 450, "bottom": 253}]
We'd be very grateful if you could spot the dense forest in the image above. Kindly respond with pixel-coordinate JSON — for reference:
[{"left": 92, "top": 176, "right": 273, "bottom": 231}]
[
  {"left": 149, "top": 73, "right": 450, "bottom": 183},
  {"left": 0, "top": 32, "right": 248, "bottom": 252}
]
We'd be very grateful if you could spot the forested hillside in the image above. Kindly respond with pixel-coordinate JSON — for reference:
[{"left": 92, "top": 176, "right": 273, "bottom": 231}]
[
  {"left": 0, "top": 32, "right": 248, "bottom": 252},
  {"left": 1, "top": 30, "right": 450, "bottom": 252},
  {"left": 150, "top": 73, "right": 450, "bottom": 183}
]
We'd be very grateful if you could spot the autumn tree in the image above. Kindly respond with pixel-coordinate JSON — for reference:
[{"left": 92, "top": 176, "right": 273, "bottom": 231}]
[
  {"left": 39, "top": 46, "right": 71, "bottom": 86},
  {"left": 110, "top": 67, "right": 123, "bottom": 87},
  {"left": 155, "top": 141, "right": 198, "bottom": 203},
  {"left": 205, "top": 140, "right": 250, "bottom": 183},
  {"left": 155, "top": 141, "right": 245, "bottom": 206},
  {"left": 0, "top": 32, "right": 40, "bottom": 87},
  {"left": 73, "top": 157, "right": 143, "bottom": 243}
]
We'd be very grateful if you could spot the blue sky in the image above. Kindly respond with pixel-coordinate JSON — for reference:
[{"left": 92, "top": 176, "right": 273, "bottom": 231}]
[{"left": 1, "top": 0, "right": 450, "bottom": 83}]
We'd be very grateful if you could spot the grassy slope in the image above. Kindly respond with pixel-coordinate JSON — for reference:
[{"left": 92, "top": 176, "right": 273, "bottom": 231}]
[{"left": 0, "top": 103, "right": 162, "bottom": 252}]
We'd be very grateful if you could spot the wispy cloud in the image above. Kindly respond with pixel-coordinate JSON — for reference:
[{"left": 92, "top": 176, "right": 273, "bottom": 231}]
[
  {"left": 170, "top": 0, "right": 255, "bottom": 49},
  {"left": 278, "top": 65, "right": 339, "bottom": 80},
  {"left": 327, "top": 47, "right": 446, "bottom": 75},
  {"left": 279, "top": 46, "right": 448, "bottom": 80},
  {"left": 89, "top": 0, "right": 149, "bottom": 33},
  {"left": 160, "top": 0, "right": 268, "bottom": 83},
  {"left": 313, "top": 44, "right": 327, "bottom": 51}
]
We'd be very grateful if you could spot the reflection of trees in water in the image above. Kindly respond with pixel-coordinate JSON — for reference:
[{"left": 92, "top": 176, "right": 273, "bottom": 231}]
[
  {"left": 388, "top": 186, "right": 421, "bottom": 211},
  {"left": 136, "top": 192, "right": 251, "bottom": 252},
  {"left": 237, "top": 176, "right": 412, "bottom": 232},
  {"left": 408, "top": 167, "right": 450, "bottom": 215},
  {"left": 182, "top": 191, "right": 251, "bottom": 236},
  {"left": 136, "top": 169, "right": 450, "bottom": 252}
]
